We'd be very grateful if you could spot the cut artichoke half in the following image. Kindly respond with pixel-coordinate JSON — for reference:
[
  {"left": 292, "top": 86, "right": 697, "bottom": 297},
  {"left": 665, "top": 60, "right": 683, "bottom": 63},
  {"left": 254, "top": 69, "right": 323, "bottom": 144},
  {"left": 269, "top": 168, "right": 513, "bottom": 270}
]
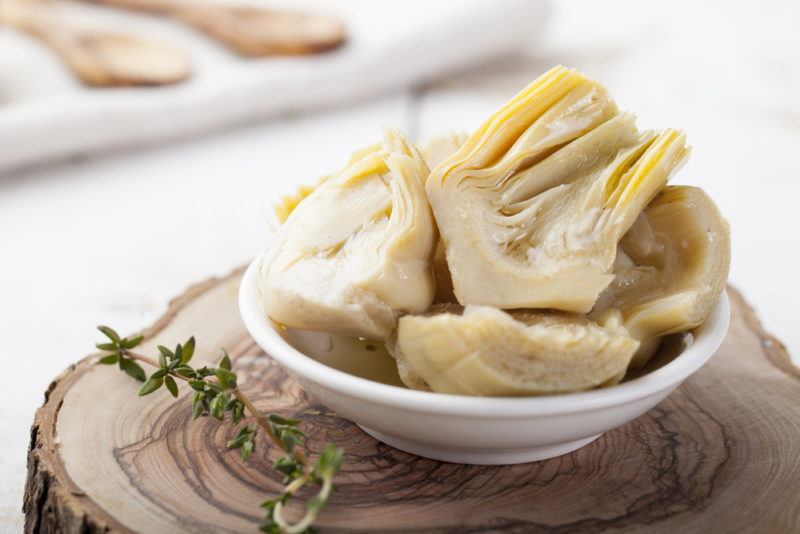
[
  {"left": 427, "top": 65, "right": 691, "bottom": 312},
  {"left": 259, "top": 129, "right": 437, "bottom": 340},
  {"left": 389, "top": 304, "right": 639, "bottom": 396},
  {"left": 270, "top": 133, "right": 468, "bottom": 306},
  {"left": 594, "top": 185, "right": 731, "bottom": 368}
]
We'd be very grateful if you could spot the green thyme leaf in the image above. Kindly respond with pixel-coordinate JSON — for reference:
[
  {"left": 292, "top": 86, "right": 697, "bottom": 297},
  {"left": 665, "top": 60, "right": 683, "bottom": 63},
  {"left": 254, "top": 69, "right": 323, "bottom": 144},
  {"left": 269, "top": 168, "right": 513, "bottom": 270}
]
[
  {"left": 188, "top": 380, "right": 206, "bottom": 391},
  {"left": 227, "top": 434, "right": 248, "bottom": 449},
  {"left": 97, "top": 325, "right": 120, "bottom": 344},
  {"left": 174, "top": 366, "right": 195, "bottom": 378},
  {"left": 157, "top": 345, "right": 174, "bottom": 360},
  {"left": 287, "top": 427, "right": 308, "bottom": 438},
  {"left": 192, "top": 401, "right": 204, "bottom": 419},
  {"left": 241, "top": 440, "right": 254, "bottom": 462},
  {"left": 182, "top": 337, "right": 195, "bottom": 363},
  {"left": 273, "top": 457, "right": 301, "bottom": 478},
  {"left": 192, "top": 393, "right": 205, "bottom": 419},
  {"left": 138, "top": 375, "right": 164, "bottom": 396},
  {"left": 268, "top": 414, "right": 301, "bottom": 426},
  {"left": 195, "top": 366, "right": 213, "bottom": 378},
  {"left": 210, "top": 395, "right": 225, "bottom": 420},
  {"left": 164, "top": 375, "right": 179, "bottom": 398},
  {"left": 228, "top": 424, "right": 256, "bottom": 455},
  {"left": 121, "top": 335, "right": 144, "bottom": 349},
  {"left": 95, "top": 342, "right": 118, "bottom": 351},
  {"left": 216, "top": 368, "right": 236, "bottom": 390},
  {"left": 219, "top": 349, "right": 232, "bottom": 371},
  {"left": 316, "top": 444, "right": 344, "bottom": 479},
  {"left": 232, "top": 402, "right": 245, "bottom": 424},
  {"left": 120, "top": 358, "right": 146, "bottom": 381},
  {"left": 98, "top": 354, "right": 119, "bottom": 365}
]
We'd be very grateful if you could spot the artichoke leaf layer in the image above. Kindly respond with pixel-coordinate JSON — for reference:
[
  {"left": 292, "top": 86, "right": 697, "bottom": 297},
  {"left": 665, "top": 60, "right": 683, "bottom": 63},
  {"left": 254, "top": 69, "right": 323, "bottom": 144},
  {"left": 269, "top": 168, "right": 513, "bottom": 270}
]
[
  {"left": 260, "top": 129, "right": 436, "bottom": 340},
  {"left": 594, "top": 185, "right": 731, "bottom": 367},
  {"left": 392, "top": 304, "right": 639, "bottom": 396},
  {"left": 427, "top": 66, "right": 690, "bottom": 312}
]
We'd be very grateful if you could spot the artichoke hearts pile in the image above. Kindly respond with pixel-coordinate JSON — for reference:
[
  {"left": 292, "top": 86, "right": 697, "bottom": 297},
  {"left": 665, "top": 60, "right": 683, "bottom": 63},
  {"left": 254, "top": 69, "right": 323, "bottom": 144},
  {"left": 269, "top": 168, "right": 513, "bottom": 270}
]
[{"left": 260, "top": 66, "right": 730, "bottom": 397}]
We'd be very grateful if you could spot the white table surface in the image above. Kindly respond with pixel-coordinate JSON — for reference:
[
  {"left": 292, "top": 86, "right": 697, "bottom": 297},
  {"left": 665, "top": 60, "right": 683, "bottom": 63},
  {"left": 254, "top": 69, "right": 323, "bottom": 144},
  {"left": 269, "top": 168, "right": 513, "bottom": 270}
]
[{"left": 2, "top": 1, "right": 799, "bottom": 530}]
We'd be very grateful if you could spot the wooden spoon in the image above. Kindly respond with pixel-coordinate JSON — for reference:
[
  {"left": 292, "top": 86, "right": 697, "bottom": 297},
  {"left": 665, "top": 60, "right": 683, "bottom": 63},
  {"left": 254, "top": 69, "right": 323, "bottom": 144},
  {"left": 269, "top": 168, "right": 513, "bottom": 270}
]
[
  {"left": 82, "top": 0, "right": 347, "bottom": 56},
  {"left": 0, "top": 0, "right": 191, "bottom": 87}
]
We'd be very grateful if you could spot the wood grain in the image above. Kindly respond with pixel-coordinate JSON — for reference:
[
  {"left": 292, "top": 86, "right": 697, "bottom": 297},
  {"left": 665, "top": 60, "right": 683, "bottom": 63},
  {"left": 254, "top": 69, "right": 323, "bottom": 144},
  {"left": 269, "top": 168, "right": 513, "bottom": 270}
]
[{"left": 24, "top": 267, "right": 800, "bottom": 533}]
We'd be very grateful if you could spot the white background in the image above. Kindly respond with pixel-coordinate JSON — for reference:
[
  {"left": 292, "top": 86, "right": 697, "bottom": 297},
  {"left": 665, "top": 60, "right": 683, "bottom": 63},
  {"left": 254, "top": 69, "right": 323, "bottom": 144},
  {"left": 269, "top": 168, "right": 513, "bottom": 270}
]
[{"left": 1, "top": 1, "right": 799, "bottom": 530}]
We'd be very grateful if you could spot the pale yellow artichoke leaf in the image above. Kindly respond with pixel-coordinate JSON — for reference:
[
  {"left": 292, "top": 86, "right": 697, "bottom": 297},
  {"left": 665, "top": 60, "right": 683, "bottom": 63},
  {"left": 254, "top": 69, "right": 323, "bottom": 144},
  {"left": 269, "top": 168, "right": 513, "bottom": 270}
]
[
  {"left": 392, "top": 305, "right": 639, "bottom": 396},
  {"left": 594, "top": 185, "right": 731, "bottom": 368},
  {"left": 273, "top": 175, "right": 331, "bottom": 224}
]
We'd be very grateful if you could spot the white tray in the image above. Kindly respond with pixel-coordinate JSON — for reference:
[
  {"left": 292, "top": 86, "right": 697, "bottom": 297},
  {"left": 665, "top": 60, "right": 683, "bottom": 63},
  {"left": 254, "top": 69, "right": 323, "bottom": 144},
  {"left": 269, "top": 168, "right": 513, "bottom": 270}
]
[{"left": 0, "top": 0, "right": 549, "bottom": 173}]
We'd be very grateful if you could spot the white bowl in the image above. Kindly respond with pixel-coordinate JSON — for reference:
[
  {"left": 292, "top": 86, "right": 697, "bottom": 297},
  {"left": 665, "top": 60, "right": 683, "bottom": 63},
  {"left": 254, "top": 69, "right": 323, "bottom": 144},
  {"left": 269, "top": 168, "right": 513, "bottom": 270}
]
[{"left": 239, "top": 258, "right": 730, "bottom": 465}]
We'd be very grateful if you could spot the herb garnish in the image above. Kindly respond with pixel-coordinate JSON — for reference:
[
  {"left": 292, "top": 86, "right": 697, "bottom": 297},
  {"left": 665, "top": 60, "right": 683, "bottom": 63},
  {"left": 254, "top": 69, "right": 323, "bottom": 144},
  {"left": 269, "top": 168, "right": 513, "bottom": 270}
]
[{"left": 95, "top": 325, "right": 343, "bottom": 533}]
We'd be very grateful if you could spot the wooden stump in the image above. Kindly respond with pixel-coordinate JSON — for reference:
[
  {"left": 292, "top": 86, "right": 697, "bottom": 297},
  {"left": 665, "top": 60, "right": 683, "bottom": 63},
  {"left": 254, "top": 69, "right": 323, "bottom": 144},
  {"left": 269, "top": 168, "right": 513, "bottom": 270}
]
[{"left": 23, "top": 267, "right": 800, "bottom": 533}]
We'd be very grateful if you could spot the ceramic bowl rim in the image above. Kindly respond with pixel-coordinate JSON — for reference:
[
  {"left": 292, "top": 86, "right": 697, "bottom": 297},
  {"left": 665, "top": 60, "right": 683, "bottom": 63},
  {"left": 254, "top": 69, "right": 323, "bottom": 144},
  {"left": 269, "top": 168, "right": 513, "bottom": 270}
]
[{"left": 239, "top": 257, "right": 730, "bottom": 417}]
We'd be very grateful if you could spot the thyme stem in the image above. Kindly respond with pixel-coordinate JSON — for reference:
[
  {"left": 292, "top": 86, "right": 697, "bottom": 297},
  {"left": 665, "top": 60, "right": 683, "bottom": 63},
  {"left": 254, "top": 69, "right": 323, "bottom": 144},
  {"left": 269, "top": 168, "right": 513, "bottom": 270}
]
[
  {"left": 123, "top": 348, "right": 308, "bottom": 466},
  {"left": 232, "top": 389, "right": 310, "bottom": 467}
]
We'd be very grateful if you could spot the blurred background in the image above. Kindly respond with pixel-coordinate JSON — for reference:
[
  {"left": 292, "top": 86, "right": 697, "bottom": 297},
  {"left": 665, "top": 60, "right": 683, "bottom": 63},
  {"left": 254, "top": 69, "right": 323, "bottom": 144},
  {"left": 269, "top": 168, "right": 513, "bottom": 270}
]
[{"left": 1, "top": 0, "right": 799, "bottom": 529}]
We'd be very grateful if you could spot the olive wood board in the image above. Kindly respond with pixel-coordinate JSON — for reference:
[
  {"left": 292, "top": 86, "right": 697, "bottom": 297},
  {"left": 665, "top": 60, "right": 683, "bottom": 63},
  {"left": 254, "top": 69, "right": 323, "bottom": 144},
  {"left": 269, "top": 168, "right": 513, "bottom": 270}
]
[{"left": 23, "top": 267, "right": 800, "bottom": 533}]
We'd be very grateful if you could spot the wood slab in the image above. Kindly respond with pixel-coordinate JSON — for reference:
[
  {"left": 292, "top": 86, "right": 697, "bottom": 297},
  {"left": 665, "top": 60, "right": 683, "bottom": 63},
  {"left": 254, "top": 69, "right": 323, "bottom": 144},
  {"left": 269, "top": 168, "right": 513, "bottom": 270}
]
[{"left": 24, "top": 267, "right": 800, "bottom": 533}]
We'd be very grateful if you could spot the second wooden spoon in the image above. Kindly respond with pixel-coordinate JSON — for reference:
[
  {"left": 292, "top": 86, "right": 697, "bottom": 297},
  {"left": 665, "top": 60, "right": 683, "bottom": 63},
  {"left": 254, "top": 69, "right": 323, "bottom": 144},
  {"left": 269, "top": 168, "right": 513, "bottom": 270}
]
[{"left": 83, "top": 0, "right": 347, "bottom": 56}]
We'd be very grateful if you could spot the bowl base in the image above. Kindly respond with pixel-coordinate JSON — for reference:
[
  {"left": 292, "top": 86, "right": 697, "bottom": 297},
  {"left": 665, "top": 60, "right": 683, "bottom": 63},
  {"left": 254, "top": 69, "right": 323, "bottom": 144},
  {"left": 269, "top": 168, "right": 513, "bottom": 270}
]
[{"left": 358, "top": 425, "right": 602, "bottom": 465}]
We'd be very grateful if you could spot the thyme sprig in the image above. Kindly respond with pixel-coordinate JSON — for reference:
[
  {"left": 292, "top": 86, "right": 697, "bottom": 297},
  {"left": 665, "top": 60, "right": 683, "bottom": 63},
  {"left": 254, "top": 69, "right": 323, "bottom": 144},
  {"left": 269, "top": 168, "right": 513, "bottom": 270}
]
[{"left": 95, "top": 325, "right": 343, "bottom": 533}]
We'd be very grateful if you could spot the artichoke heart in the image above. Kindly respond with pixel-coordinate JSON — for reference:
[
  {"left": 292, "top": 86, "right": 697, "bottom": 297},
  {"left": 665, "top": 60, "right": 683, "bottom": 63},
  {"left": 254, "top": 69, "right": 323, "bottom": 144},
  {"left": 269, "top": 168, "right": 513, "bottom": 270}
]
[
  {"left": 594, "top": 185, "right": 731, "bottom": 367},
  {"left": 259, "top": 129, "right": 436, "bottom": 340},
  {"left": 427, "top": 66, "right": 691, "bottom": 312},
  {"left": 391, "top": 304, "right": 639, "bottom": 396}
]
